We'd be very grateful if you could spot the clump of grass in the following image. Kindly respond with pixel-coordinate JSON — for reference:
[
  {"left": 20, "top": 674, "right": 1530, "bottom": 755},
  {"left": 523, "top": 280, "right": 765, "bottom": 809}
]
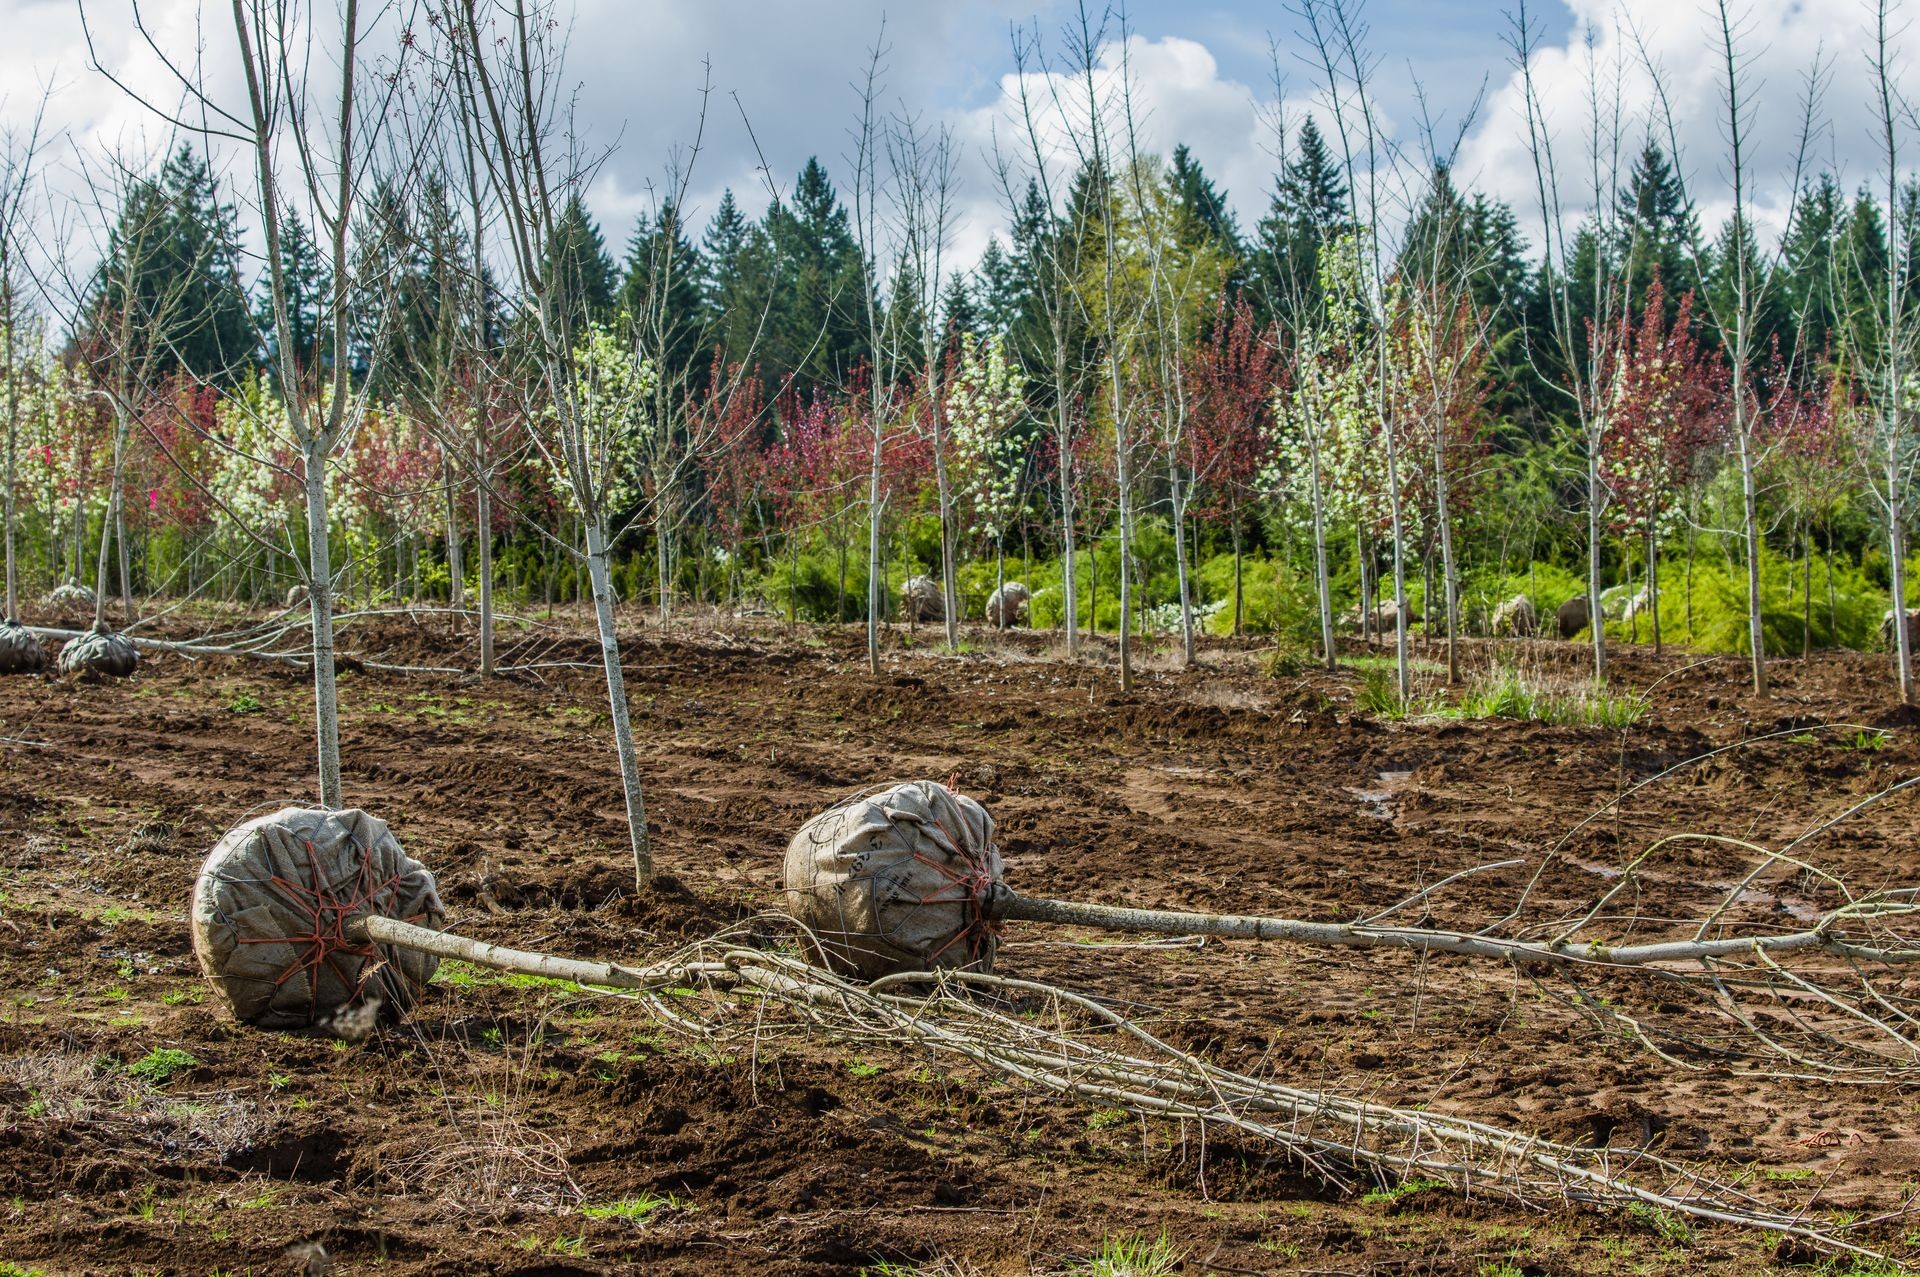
[
  {"left": 1847, "top": 729, "right": 1891, "bottom": 752},
  {"left": 226, "top": 691, "right": 263, "bottom": 715},
  {"left": 125, "top": 1048, "right": 198, "bottom": 1086},
  {"left": 1260, "top": 645, "right": 1308, "bottom": 679},
  {"left": 1454, "top": 665, "right": 1647, "bottom": 729},
  {"left": 1360, "top": 1176, "right": 1447, "bottom": 1207},
  {"left": 1072, "top": 1232, "right": 1180, "bottom": 1277},
  {"left": 581, "top": 1192, "right": 679, "bottom": 1224},
  {"left": 1626, "top": 1201, "right": 1694, "bottom": 1246}
]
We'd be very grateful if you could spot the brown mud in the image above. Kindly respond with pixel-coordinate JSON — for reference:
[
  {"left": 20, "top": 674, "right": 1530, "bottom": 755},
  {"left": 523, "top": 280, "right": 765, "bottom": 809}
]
[{"left": 3, "top": 608, "right": 1919, "bottom": 1275}]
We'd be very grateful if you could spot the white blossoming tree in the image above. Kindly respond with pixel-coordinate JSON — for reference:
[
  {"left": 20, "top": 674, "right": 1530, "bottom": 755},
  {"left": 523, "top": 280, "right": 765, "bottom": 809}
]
[{"left": 946, "top": 332, "right": 1028, "bottom": 604}]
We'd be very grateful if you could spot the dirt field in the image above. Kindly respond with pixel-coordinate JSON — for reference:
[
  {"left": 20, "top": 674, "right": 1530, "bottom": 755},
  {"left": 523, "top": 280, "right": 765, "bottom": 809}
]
[{"left": 3, "top": 608, "right": 1919, "bottom": 1276}]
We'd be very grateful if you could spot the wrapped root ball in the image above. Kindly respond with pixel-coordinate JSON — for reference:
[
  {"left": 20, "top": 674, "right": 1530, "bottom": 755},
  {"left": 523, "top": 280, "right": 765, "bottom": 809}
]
[
  {"left": 58, "top": 627, "right": 138, "bottom": 679},
  {"left": 901, "top": 576, "right": 944, "bottom": 623},
  {"left": 986, "top": 581, "right": 1030, "bottom": 628},
  {"left": 42, "top": 580, "right": 96, "bottom": 611},
  {"left": 192, "top": 807, "right": 445, "bottom": 1029},
  {"left": 0, "top": 619, "right": 47, "bottom": 674},
  {"left": 784, "top": 780, "right": 1003, "bottom": 980}
]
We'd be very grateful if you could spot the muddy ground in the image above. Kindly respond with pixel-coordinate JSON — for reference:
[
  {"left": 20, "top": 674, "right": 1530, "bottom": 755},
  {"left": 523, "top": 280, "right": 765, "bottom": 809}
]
[{"left": 4, "top": 606, "right": 1920, "bottom": 1275}]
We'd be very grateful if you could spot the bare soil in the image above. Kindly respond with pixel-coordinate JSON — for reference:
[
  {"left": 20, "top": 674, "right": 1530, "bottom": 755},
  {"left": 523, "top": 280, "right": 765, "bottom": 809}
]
[{"left": 3, "top": 608, "right": 1919, "bottom": 1275}]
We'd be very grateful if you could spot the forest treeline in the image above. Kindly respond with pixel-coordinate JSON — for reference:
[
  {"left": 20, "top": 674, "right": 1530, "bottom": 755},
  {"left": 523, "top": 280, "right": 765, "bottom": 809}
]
[{"left": 8, "top": 0, "right": 1920, "bottom": 715}]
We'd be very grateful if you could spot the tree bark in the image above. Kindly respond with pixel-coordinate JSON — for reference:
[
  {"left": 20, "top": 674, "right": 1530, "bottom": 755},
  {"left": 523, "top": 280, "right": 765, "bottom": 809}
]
[{"left": 584, "top": 519, "right": 652, "bottom": 885}]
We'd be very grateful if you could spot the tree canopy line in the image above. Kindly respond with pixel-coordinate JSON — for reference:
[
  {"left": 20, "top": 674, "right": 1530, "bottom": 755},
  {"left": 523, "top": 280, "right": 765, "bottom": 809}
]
[{"left": 10, "top": 5, "right": 1920, "bottom": 718}]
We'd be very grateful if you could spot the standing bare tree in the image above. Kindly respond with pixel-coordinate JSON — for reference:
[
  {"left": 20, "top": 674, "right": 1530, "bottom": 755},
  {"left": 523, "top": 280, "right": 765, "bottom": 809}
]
[
  {"left": 0, "top": 97, "right": 47, "bottom": 629},
  {"left": 1642, "top": 3, "right": 1822, "bottom": 698},
  {"left": 1506, "top": 1, "right": 1630, "bottom": 684},
  {"left": 443, "top": 0, "right": 656, "bottom": 882},
  {"left": 998, "top": 22, "right": 1095, "bottom": 659}
]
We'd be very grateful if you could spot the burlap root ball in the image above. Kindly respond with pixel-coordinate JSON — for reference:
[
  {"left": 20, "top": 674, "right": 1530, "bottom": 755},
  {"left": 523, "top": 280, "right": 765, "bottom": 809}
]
[
  {"left": 58, "top": 626, "right": 138, "bottom": 679},
  {"left": 42, "top": 580, "right": 96, "bottom": 611},
  {"left": 986, "top": 581, "right": 1031, "bottom": 628},
  {"left": 900, "top": 575, "right": 944, "bottom": 623},
  {"left": 783, "top": 779, "right": 1003, "bottom": 980},
  {"left": 0, "top": 619, "right": 47, "bottom": 674},
  {"left": 192, "top": 806, "right": 446, "bottom": 1030}
]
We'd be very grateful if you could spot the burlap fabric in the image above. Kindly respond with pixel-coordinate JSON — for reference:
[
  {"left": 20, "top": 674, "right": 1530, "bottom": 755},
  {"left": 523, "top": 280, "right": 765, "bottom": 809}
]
[
  {"left": 58, "top": 627, "right": 138, "bottom": 678},
  {"left": 42, "top": 581, "right": 96, "bottom": 610},
  {"left": 901, "top": 575, "right": 943, "bottom": 623},
  {"left": 784, "top": 780, "right": 1003, "bottom": 980},
  {"left": 1490, "top": 594, "right": 1536, "bottom": 638},
  {"left": 192, "top": 807, "right": 445, "bottom": 1028},
  {"left": 986, "top": 581, "right": 1030, "bottom": 628},
  {"left": 0, "top": 619, "right": 46, "bottom": 674}
]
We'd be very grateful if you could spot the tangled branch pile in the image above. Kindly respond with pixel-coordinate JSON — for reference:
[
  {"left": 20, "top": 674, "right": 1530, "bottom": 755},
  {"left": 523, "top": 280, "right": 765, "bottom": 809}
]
[{"left": 547, "top": 917, "right": 1891, "bottom": 1262}]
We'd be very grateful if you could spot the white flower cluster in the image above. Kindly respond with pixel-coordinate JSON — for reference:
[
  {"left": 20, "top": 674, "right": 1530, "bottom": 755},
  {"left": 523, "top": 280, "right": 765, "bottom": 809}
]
[
  {"left": 549, "top": 322, "right": 659, "bottom": 517},
  {"left": 945, "top": 332, "right": 1027, "bottom": 543}
]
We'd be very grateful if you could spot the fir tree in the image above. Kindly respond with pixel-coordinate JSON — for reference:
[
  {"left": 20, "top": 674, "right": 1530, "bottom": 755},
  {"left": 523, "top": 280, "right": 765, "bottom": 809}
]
[
  {"left": 91, "top": 147, "right": 252, "bottom": 382},
  {"left": 1251, "top": 116, "right": 1348, "bottom": 322},
  {"left": 1615, "top": 143, "right": 1699, "bottom": 319},
  {"left": 547, "top": 191, "right": 619, "bottom": 333},
  {"left": 763, "top": 157, "right": 869, "bottom": 394},
  {"left": 621, "top": 199, "right": 705, "bottom": 386}
]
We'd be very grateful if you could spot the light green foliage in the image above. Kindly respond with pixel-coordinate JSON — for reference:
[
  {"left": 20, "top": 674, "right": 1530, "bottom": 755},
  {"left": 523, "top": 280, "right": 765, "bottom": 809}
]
[
  {"left": 1360, "top": 1177, "right": 1448, "bottom": 1206},
  {"left": 581, "top": 1193, "right": 679, "bottom": 1224},
  {"left": 1071, "top": 1231, "right": 1180, "bottom": 1277},
  {"left": 125, "top": 1048, "right": 198, "bottom": 1086}
]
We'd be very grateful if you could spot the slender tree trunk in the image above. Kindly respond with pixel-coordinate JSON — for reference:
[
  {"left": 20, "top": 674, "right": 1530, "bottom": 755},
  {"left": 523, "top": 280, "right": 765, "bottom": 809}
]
[
  {"left": 1587, "top": 437, "right": 1607, "bottom": 683},
  {"left": 1056, "top": 360, "right": 1079, "bottom": 659},
  {"left": 583, "top": 519, "right": 652, "bottom": 886},
  {"left": 1825, "top": 524, "right": 1838, "bottom": 641},
  {"left": 303, "top": 443, "right": 343, "bottom": 810},
  {"left": 933, "top": 414, "right": 959, "bottom": 651},
  {"left": 657, "top": 513, "right": 673, "bottom": 634},
  {"left": 1089, "top": 537, "right": 1099, "bottom": 637},
  {"left": 1890, "top": 465, "right": 1912, "bottom": 704},
  {"left": 1801, "top": 522, "right": 1812, "bottom": 659},
  {"left": 1231, "top": 517, "right": 1244, "bottom": 639},
  {"left": 1737, "top": 423, "right": 1768, "bottom": 694},
  {"left": 444, "top": 459, "right": 464, "bottom": 612},
  {"left": 1310, "top": 444, "right": 1335, "bottom": 670},
  {"left": 1171, "top": 470, "right": 1195, "bottom": 666},
  {"left": 867, "top": 436, "right": 882, "bottom": 677},
  {"left": 115, "top": 483, "right": 131, "bottom": 626},
  {"left": 995, "top": 539, "right": 1005, "bottom": 628},
  {"left": 1649, "top": 524, "right": 1663, "bottom": 656},
  {"left": 1686, "top": 518, "right": 1697, "bottom": 643},
  {"left": 1437, "top": 466, "right": 1459, "bottom": 685},
  {"left": 2, "top": 297, "right": 15, "bottom": 622},
  {"left": 475, "top": 482, "right": 494, "bottom": 678}
]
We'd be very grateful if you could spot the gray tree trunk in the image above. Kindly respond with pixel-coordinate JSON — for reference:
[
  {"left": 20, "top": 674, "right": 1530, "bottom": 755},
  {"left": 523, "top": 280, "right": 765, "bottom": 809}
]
[
  {"left": 303, "top": 444, "right": 343, "bottom": 810},
  {"left": 584, "top": 519, "right": 652, "bottom": 884}
]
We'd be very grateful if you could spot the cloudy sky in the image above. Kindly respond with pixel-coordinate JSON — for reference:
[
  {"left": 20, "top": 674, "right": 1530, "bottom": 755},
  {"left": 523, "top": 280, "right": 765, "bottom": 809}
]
[{"left": 7, "top": 0, "right": 1918, "bottom": 285}]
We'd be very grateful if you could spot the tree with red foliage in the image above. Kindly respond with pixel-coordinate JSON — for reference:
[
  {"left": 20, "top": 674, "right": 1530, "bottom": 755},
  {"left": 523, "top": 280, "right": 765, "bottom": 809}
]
[
  {"left": 1186, "top": 295, "right": 1278, "bottom": 636},
  {"left": 1600, "top": 282, "right": 1728, "bottom": 652},
  {"left": 697, "top": 358, "right": 768, "bottom": 609}
]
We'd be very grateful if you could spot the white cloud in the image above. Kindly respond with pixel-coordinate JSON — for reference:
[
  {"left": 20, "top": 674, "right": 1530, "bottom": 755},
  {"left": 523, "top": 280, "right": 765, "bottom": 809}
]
[{"left": 1456, "top": 0, "right": 1920, "bottom": 256}]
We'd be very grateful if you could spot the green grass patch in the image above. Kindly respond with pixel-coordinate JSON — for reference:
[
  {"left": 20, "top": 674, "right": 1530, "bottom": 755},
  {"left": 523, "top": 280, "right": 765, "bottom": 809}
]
[
  {"left": 581, "top": 1193, "right": 679, "bottom": 1224},
  {"left": 1360, "top": 1176, "right": 1448, "bottom": 1207},
  {"left": 125, "top": 1048, "right": 198, "bottom": 1086},
  {"left": 1071, "top": 1231, "right": 1180, "bottom": 1277}
]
